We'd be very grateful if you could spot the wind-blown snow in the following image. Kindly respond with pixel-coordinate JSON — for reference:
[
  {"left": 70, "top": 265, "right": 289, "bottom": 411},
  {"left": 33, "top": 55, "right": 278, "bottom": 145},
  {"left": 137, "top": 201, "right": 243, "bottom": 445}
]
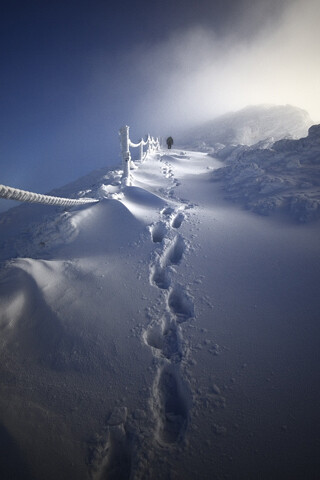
[{"left": 0, "top": 144, "right": 319, "bottom": 479}]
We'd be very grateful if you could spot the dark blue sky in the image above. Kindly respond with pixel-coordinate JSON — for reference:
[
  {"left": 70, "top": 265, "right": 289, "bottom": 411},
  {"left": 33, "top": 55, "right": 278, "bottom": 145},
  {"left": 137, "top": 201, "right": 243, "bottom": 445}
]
[{"left": 1, "top": 0, "right": 317, "bottom": 212}]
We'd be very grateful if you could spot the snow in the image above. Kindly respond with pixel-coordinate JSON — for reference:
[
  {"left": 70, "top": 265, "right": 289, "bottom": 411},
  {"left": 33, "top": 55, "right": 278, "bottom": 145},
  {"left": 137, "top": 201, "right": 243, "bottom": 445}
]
[
  {"left": 212, "top": 124, "right": 320, "bottom": 222},
  {"left": 0, "top": 144, "right": 319, "bottom": 479}
]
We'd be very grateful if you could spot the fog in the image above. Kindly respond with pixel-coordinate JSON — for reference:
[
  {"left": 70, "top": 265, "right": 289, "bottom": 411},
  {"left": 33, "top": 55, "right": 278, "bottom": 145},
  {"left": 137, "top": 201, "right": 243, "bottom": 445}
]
[{"left": 130, "top": 0, "right": 320, "bottom": 135}]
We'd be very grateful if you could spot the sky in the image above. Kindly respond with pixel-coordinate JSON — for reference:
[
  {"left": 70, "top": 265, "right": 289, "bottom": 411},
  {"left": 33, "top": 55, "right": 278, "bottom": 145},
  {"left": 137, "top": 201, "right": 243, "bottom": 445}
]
[{"left": 0, "top": 0, "right": 319, "bottom": 212}]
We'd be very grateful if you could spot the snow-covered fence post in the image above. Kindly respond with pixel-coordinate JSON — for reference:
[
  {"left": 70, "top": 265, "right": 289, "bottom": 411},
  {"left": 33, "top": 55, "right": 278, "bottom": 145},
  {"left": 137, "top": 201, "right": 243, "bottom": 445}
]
[
  {"left": 147, "top": 134, "right": 151, "bottom": 155},
  {"left": 119, "top": 125, "right": 131, "bottom": 186},
  {"left": 139, "top": 139, "right": 144, "bottom": 161}
]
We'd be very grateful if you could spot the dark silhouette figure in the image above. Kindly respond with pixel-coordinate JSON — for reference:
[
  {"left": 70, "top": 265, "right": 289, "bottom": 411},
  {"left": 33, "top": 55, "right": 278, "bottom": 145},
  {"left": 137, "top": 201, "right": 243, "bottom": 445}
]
[{"left": 166, "top": 137, "right": 173, "bottom": 149}]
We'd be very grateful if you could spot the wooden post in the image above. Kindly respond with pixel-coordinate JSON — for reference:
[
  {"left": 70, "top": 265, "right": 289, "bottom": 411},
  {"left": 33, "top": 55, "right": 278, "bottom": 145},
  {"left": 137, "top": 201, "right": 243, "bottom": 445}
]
[{"left": 119, "top": 126, "right": 131, "bottom": 186}]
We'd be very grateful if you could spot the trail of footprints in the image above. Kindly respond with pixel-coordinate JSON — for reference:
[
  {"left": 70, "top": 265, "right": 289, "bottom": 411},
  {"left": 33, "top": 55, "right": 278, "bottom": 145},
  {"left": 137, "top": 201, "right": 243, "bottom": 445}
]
[
  {"left": 144, "top": 156, "right": 195, "bottom": 447},
  {"left": 89, "top": 155, "right": 195, "bottom": 478}
]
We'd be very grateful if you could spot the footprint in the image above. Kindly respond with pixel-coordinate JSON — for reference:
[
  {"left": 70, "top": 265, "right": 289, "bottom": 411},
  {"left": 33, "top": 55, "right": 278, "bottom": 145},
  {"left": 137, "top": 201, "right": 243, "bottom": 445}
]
[
  {"left": 150, "top": 261, "right": 171, "bottom": 289},
  {"left": 88, "top": 430, "right": 111, "bottom": 479},
  {"left": 101, "top": 430, "right": 131, "bottom": 480},
  {"left": 167, "top": 285, "right": 194, "bottom": 323},
  {"left": 154, "top": 365, "right": 188, "bottom": 444},
  {"left": 161, "top": 206, "right": 175, "bottom": 217},
  {"left": 149, "top": 222, "right": 167, "bottom": 243},
  {"left": 162, "top": 322, "right": 182, "bottom": 361},
  {"left": 143, "top": 320, "right": 165, "bottom": 352},
  {"left": 171, "top": 212, "right": 184, "bottom": 229},
  {"left": 161, "top": 235, "right": 185, "bottom": 267},
  {"left": 89, "top": 407, "right": 132, "bottom": 480},
  {"left": 143, "top": 317, "right": 182, "bottom": 361}
]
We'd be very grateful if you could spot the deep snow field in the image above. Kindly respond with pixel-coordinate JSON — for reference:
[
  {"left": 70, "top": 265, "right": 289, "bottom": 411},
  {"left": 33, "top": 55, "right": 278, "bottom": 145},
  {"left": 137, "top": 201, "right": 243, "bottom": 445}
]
[{"left": 0, "top": 148, "right": 319, "bottom": 479}]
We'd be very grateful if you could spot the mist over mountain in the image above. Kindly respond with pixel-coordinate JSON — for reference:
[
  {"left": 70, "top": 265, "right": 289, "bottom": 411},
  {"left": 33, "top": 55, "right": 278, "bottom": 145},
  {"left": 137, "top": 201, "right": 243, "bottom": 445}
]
[{"left": 181, "top": 104, "right": 313, "bottom": 151}]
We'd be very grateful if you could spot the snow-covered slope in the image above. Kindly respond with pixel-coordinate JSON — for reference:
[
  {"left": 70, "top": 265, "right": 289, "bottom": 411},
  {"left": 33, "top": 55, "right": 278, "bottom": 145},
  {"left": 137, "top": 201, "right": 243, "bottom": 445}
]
[
  {"left": 213, "top": 123, "right": 320, "bottom": 222},
  {"left": 181, "top": 104, "right": 313, "bottom": 152},
  {"left": 0, "top": 149, "right": 319, "bottom": 480}
]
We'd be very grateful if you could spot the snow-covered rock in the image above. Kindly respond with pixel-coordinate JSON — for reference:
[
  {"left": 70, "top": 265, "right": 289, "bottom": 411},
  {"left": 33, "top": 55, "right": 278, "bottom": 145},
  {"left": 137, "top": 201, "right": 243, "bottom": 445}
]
[{"left": 212, "top": 124, "right": 320, "bottom": 222}]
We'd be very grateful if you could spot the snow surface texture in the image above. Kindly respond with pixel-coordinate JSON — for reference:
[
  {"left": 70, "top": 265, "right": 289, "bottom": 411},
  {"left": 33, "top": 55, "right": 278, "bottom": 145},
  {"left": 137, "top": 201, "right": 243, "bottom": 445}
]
[
  {"left": 213, "top": 124, "right": 320, "bottom": 222},
  {"left": 0, "top": 148, "right": 319, "bottom": 479}
]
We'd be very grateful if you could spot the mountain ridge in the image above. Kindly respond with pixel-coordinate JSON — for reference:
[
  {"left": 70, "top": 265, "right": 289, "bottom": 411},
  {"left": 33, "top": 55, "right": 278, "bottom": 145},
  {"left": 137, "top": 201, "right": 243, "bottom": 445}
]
[{"left": 180, "top": 104, "right": 313, "bottom": 151}]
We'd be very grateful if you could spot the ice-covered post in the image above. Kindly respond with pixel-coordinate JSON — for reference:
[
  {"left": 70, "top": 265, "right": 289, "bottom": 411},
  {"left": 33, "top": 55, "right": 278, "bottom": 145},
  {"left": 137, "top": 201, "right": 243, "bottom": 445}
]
[
  {"left": 147, "top": 134, "right": 151, "bottom": 154},
  {"left": 119, "top": 126, "right": 131, "bottom": 186},
  {"left": 139, "top": 139, "right": 144, "bottom": 161}
]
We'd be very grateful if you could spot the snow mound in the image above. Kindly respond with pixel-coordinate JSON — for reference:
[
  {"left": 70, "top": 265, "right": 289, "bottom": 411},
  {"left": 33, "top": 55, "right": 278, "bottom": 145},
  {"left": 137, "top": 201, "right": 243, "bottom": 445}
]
[
  {"left": 0, "top": 165, "right": 127, "bottom": 262},
  {"left": 212, "top": 124, "right": 320, "bottom": 222}
]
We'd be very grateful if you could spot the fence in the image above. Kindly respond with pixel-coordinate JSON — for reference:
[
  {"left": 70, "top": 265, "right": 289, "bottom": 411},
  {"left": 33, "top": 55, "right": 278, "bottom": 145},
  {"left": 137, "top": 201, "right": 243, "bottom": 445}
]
[
  {"left": 119, "top": 126, "right": 160, "bottom": 186},
  {"left": 0, "top": 126, "right": 160, "bottom": 207}
]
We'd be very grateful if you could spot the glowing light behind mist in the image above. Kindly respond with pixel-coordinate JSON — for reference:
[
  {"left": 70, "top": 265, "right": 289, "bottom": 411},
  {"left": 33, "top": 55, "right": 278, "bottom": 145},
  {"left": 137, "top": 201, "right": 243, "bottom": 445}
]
[{"left": 131, "top": 0, "right": 320, "bottom": 134}]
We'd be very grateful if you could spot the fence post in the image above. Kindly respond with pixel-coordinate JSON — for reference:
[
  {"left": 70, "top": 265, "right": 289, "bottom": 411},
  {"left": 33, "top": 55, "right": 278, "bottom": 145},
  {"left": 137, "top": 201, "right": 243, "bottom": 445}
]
[
  {"left": 147, "top": 134, "right": 151, "bottom": 154},
  {"left": 139, "top": 139, "right": 144, "bottom": 161},
  {"left": 119, "top": 125, "right": 131, "bottom": 186}
]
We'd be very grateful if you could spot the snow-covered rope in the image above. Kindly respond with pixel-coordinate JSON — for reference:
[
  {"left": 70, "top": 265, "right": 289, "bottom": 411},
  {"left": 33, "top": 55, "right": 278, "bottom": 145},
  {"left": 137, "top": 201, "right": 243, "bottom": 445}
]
[
  {"left": 129, "top": 139, "right": 147, "bottom": 148},
  {"left": 119, "top": 126, "right": 160, "bottom": 186},
  {"left": 0, "top": 184, "right": 98, "bottom": 207}
]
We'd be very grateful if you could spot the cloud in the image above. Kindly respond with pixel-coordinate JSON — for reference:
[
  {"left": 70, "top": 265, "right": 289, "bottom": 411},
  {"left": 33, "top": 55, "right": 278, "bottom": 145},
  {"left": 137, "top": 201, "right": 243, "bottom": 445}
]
[{"left": 131, "top": 0, "right": 320, "bottom": 135}]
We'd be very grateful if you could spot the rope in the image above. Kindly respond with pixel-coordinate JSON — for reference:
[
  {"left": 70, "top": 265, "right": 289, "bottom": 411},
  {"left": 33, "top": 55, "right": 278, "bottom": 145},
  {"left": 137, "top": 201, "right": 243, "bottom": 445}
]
[
  {"left": 129, "top": 139, "right": 150, "bottom": 148},
  {"left": 0, "top": 184, "right": 99, "bottom": 207},
  {"left": 129, "top": 139, "right": 147, "bottom": 148},
  {"left": 129, "top": 138, "right": 158, "bottom": 149}
]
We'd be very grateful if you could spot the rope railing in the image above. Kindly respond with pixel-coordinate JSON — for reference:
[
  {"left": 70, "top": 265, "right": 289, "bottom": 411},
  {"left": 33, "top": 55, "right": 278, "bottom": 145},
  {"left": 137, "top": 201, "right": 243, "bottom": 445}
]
[
  {"left": 119, "top": 126, "right": 160, "bottom": 186},
  {"left": 0, "top": 184, "right": 98, "bottom": 207}
]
